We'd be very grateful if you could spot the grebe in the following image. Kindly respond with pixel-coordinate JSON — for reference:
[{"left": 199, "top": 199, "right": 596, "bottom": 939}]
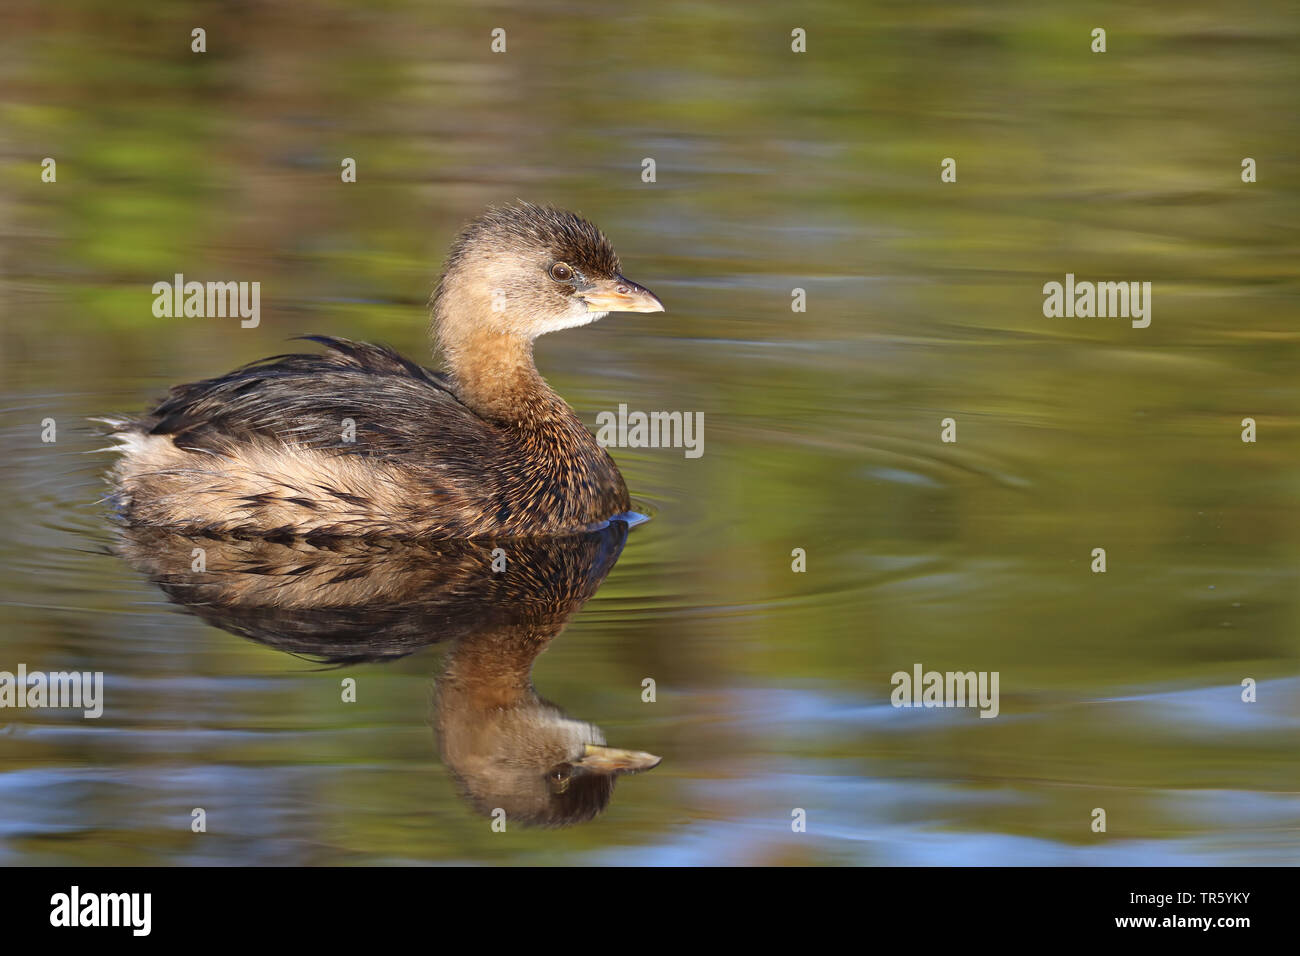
[{"left": 102, "top": 203, "right": 663, "bottom": 538}]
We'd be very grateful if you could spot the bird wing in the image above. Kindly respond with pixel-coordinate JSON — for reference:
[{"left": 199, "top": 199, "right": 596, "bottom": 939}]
[{"left": 137, "top": 336, "right": 489, "bottom": 465}]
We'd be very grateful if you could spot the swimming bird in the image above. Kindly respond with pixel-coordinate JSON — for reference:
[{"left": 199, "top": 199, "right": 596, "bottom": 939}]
[{"left": 102, "top": 202, "right": 664, "bottom": 538}]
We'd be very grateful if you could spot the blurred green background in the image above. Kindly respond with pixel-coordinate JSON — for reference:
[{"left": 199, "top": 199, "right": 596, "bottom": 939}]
[{"left": 0, "top": 0, "right": 1297, "bottom": 863}]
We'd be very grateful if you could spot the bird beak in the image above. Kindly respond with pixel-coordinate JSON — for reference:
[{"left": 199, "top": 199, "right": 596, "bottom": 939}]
[
  {"left": 576, "top": 743, "right": 663, "bottom": 775},
  {"left": 578, "top": 276, "right": 665, "bottom": 314}
]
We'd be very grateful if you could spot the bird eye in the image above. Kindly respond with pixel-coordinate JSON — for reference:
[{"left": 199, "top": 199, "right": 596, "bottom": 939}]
[
  {"left": 548, "top": 765, "right": 573, "bottom": 793},
  {"left": 549, "top": 262, "right": 573, "bottom": 281}
]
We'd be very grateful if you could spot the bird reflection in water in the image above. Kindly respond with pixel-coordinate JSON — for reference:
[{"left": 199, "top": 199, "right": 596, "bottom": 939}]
[{"left": 114, "top": 519, "right": 660, "bottom": 827}]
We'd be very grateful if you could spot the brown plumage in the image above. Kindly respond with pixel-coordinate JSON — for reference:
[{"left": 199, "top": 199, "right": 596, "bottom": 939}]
[
  {"left": 114, "top": 522, "right": 661, "bottom": 827},
  {"left": 100, "top": 203, "right": 664, "bottom": 539}
]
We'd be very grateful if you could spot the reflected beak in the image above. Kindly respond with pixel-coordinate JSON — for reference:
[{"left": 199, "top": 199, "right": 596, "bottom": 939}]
[
  {"left": 577, "top": 276, "right": 665, "bottom": 314},
  {"left": 577, "top": 743, "right": 663, "bottom": 775}
]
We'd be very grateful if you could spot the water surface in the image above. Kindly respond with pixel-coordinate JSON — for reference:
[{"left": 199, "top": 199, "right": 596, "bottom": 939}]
[{"left": 0, "top": 0, "right": 1297, "bottom": 864}]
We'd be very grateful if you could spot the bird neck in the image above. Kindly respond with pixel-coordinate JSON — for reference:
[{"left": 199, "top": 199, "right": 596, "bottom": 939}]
[
  {"left": 445, "top": 329, "right": 552, "bottom": 423},
  {"left": 439, "top": 624, "right": 552, "bottom": 710},
  {"left": 432, "top": 288, "right": 561, "bottom": 423}
]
